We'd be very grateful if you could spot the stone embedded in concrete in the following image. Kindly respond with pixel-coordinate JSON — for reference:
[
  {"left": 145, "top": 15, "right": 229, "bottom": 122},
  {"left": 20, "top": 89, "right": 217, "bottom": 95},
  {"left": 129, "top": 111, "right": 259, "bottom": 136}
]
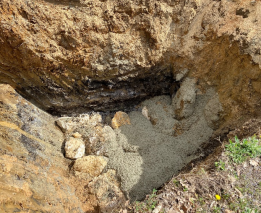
[
  {"left": 204, "top": 94, "right": 223, "bottom": 129},
  {"left": 73, "top": 155, "right": 108, "bottom": 178},
  {"left": 72, "top": 132, "right": 82, "bottom": 138},
  {"left": 64, "top": 137, "right": 85, "bottom": 159},
  {"left": 142, "top": 106, "right": 150, "bottom": 120},
  {"left": 172, "top": 78, "right": 197, "bottom": 120},
  {"left": 111, "top": 111, "right": 131, "bottom": 129},
  {"left": 88, "top": 169, "right": 126, "bottom": 213}
]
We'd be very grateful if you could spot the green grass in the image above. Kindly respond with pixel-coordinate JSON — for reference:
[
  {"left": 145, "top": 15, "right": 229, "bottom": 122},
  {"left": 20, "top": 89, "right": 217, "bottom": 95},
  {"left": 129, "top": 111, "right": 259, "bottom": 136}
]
[
  {"left": 225, "top": 136, "right": 261, "bottom": 164},
  {"left": 229, "top": 199, "right": 259, "bottom": 213}
]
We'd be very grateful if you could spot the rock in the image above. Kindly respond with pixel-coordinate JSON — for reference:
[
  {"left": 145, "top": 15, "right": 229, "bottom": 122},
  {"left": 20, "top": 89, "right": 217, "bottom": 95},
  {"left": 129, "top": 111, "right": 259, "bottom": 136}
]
[
  {"left": 172, "top": 78, "right": 197, "bottom": 120},
  {"left": 88, "top": 169, "right": 126, "bottom": 212},
  {"left": 56, "top": 118, "right": 74, "bottom": 133},
  {"left": 204, "top": 94, "right": 223, "bottom": 129},
  {"left": 85, "top": 125, "right": 107, "bottom": 155},
  {"left": 89, "top": 113, "right": 102, "bottom": 126},
  {"left": 111, "top": 111, "right": 131, "bottom": 129},
  {"left": 56, "top": 115, "right": 92, "bottom": 133},
  {"left": 250, "top": 159, "right": 259, "bottom": 167},
  {"left": 142, "top": 106, "right": 150, "bottom": 120},
  {"left": 176, "top": 68, "right": 189, "bottom": 81},
  {"left": 251, "top": 0, "right": 256, "bottom": 6},
  {"left": 0, "top": 85, "right": 84, "bottom": 212},
  {"left": 73, "top": 155, "right": 108, "bottom": 179},
  {"left": 72, "top": 132, "right": 82, "bottom": 138},
  {"left": 64, "top": 137, "right": 85, "bottom": 159}
]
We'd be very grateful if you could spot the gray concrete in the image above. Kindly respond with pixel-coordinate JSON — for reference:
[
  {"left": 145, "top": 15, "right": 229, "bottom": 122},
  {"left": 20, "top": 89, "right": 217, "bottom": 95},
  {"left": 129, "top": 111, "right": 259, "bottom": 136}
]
[{"left": 105, "top": 87, "right": 220, "bottom": 201}]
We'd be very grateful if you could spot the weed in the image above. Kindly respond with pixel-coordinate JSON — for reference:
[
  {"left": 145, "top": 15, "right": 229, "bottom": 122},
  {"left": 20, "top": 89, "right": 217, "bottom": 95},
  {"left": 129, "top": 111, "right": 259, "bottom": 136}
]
[
  {"left": 134, "top": 189, "right": 158, "bottom": 212},
  {"left": 229, "top": 198, "right": 258, "bottom": 212},
  {"left": 197, "top": 168, "right": 207, "bottom": 175},
  {"left": 215, "top": 160, "right": 225, "bottom": 171},
  {"left": 135, "top": 201, "right": 145, "bottom": 212},
  {"left": 221, "top": 192, "right": 230, "bottom": 200},
  {"left": 236, "top": 186, "right": 246, "bottom": 193},
  {"left": 226, "top": 136, "right": 261, "bottom": 164},
  {"left": 183, "top": 187, "right": 188, "bottom": 192},
  {"left": 173, "top": 179, "right": 180, "bottom": 186},
  {"left": 212, "top": 206, "right": 221, "bottom": 213},
  {"left": 146, "top": 189, "right": 157, "bottom": 211},
  {"left": 199, "top": 197, "right": 205, "bottom": 205}
]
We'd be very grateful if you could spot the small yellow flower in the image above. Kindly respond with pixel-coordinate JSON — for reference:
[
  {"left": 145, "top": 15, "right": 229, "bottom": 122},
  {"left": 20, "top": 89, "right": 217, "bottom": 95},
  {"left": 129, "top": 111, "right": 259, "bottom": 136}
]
[{"left": 215, "top": 194, "right": 221, "bottom": 200}]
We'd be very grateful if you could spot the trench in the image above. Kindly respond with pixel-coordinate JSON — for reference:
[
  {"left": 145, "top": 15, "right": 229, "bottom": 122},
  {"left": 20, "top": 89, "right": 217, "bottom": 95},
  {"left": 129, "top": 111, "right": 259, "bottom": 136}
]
[
  {"left": 1, "top": 34, "right": 261, "bottom": 210},
  {"left": 54, "top": 74, "right": 225, "bottom": 202},
  {"left": 9, "top": 37, "right": 261, "bottom": 204}
]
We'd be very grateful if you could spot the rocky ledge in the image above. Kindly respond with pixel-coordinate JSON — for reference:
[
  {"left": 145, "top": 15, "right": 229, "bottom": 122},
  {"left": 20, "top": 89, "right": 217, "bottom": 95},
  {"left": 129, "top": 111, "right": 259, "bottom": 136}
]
[{"left": 0, "top": 0, "right": 261, "bottom": 117}]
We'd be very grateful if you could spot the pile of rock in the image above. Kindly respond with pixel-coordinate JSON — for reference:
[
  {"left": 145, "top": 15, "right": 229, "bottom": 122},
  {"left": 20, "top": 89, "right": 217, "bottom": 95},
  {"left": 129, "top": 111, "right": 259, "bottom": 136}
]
[{"left": 55, "top": 112, "right": 129, "bottom": 212}]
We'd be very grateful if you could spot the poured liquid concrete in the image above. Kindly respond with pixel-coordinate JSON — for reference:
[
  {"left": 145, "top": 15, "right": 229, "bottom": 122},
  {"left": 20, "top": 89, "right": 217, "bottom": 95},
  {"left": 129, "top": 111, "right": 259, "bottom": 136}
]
[{"left": 105, "top": 89, "right": 217, "bottom": 201}]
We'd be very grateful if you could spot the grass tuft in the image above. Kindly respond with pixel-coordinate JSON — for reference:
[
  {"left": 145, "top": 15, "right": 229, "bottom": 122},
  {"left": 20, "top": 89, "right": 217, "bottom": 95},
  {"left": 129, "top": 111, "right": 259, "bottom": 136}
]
[{"left": 225, "top": 136, "right": 261, "bottom": 164}]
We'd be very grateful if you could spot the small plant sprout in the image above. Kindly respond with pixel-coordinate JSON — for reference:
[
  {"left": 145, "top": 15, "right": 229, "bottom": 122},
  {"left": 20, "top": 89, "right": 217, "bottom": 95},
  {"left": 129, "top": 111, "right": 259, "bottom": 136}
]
[{"left": 215, "top": 160, "right": 225, "bottom": 171}]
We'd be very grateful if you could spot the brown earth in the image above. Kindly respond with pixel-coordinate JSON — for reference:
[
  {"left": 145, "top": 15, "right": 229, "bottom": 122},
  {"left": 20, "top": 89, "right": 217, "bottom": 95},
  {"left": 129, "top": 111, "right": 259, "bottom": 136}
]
[
  {"left": 0, "top": 0, "right": 261, "bottom": 117},
  {"left": 1, "top": 0, "right": 261, "bottom": 212}
]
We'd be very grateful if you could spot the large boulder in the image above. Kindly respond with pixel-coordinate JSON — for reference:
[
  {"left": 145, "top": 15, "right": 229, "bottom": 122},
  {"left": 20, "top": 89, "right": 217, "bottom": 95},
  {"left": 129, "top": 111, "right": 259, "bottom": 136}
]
[{"left": 0, "top": 85, "right": 85, "bottom": 212}]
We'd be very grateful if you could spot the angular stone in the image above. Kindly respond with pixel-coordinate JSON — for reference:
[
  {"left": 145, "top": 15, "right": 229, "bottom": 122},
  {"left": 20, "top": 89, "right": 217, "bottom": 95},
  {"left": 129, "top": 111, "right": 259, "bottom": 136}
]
[
  {"left": 88, "top": 169, "right": 126, "bottom": 212},
  {"left": 56, "top": 118, "right": 74, "bottom": 133},
  {"left": 142, "top": 106, "right": 150, "bottom": 120},
  {"left": 72, "top": 132, "right": 82, "bottom": 138},
  {"left": 111, "top": 111, "right": 131, "bottom": 129},
  {"left": 89, "top": 113, "right": 102, "bottom": 126},
  {"left": 176, "top": 68, "right": 189, "bottom": 81},
  {"left": 64, "top": 137, "right": 85, "bottom": 159},
  {"left": 172, "top": 78, "right": 197, "bottom": 120},
  {"left": 73, "top": 155, "right": 108, "bottom": 178},
  {"left": 85, "top": 125, "right": 106, "bottom": 155}
]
